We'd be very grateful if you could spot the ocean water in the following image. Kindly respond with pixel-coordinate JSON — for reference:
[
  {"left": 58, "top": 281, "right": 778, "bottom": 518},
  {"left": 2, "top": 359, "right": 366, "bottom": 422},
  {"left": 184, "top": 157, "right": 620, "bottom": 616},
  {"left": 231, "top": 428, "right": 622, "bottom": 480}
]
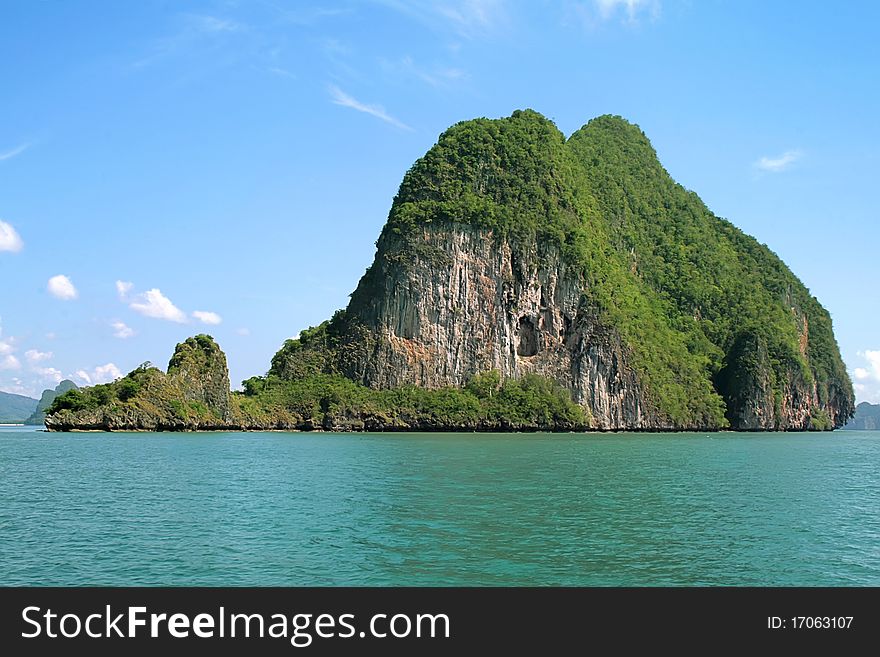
[{"left": 1, "top": 426, "right": 878, "bottom": 586}]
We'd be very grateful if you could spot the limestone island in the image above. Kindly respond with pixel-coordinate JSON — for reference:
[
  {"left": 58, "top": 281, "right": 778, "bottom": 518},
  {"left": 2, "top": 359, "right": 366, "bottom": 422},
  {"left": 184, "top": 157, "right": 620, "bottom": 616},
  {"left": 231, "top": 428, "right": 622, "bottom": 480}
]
[{"left": 46, "top": 111, "right": 854, "bottom": 432}]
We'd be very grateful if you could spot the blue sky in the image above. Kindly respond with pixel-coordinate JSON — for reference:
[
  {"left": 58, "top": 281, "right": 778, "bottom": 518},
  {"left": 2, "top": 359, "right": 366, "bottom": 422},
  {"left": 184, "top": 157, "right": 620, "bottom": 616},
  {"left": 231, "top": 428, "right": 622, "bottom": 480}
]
[{"left": 1, "top": 0, "right": 878, "bottom": 403}]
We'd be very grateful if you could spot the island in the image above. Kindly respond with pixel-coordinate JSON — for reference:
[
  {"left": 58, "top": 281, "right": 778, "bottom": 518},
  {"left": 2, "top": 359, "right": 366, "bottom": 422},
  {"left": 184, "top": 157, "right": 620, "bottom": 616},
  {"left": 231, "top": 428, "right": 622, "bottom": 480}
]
[
  {"left": 840, "top": 402, "right": 879, "bottom": 430},
  {"left": 46, "top": 111, "right": 855, "bottom": 432},
  {"left": 24, "top": 380, "right": 77, "bottom": 425}
]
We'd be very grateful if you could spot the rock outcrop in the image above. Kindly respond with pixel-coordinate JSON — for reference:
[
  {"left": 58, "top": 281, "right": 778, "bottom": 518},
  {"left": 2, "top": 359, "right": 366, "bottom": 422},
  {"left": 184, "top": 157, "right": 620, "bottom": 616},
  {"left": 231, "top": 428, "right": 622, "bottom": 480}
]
[{"left": 45, "top": 335, "right": 233, "bottom": 431}]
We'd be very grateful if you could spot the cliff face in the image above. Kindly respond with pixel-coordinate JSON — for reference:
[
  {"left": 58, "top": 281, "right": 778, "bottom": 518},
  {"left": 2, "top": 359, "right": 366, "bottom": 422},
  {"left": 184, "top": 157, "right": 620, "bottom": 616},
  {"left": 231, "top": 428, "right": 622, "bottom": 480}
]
[{"left": 340, "top": 222, "right": 658, "bottom": 429}]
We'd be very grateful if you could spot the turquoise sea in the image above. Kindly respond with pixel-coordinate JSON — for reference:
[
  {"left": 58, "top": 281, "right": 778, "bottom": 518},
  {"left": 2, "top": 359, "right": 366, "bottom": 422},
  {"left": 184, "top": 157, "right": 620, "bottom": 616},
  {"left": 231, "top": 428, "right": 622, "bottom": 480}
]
[{"left": 1, "top": 426, "right": 878, "bottom": 586}]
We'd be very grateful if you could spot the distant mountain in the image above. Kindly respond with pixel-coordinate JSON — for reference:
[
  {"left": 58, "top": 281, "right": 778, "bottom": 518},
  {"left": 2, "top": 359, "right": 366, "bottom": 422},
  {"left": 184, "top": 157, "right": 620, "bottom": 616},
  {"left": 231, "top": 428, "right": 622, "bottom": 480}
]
[
  {"left": 841, "top": 402, "right": 880, "bottom": 431},
  {"left": 25, "top": 380, "right": 78, "bottom": 425},
  {"left": 0, "top": 391, "right": 38, "bottom": 424}
]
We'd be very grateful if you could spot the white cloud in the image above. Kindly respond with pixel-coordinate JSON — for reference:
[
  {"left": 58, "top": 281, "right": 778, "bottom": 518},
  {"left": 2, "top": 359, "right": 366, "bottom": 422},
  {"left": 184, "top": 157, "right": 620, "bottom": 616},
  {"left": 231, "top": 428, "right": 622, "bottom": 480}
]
[
  {"left": 24, "top": 349, "right": 52, "bottom": 363},
  {"left": 328, "top": 85, "right": 413, "bottom": 131},
  {"left": 192, "top": 310, "right": 222, "bottom": 325},
  {"left": 859, "top": 350, "right": 880, "bottom": 380},
  {"left": 0, "top": 220, "right": 24, "bottom": 252},
  {"left": 851, "top": 351, "right": 880, "bottom": 404},
  {"left": 116, "top": 280, "right": 133, "bottom": 300},
  {"left": 129, "top": 288, "right": 187, "bottom": 323},
  {"left": 0, "top": 377, "right": 36, "bottom": 397},
  {"left": 435, "top": 0, "right": 508, "bottom": 36},
  {"left": 47, "top": 274, "right": 78, "bottom": 300},
  {"left": 0, "top": 143, "right": 29, "bottom": 161},
  {"left": 755, "top": 150, "right": 803, "bottom": 172},
  {"left": 111, "top": 321, "right": 135, "bottom": 339},
  {"left": 236, "top": 327, "right": 251, "bottom": 336},
  {"left": 0, "top": 320, "right": 15, "bottom": 365},
  {"left": 35, "top": 367, "right": 63, "bottom": 384},
  {"left": 73, "top": 363, "right": 123, "bottom": 386},
  {"left": 94, "top": 363, "right": 123, "bottom": 383}
]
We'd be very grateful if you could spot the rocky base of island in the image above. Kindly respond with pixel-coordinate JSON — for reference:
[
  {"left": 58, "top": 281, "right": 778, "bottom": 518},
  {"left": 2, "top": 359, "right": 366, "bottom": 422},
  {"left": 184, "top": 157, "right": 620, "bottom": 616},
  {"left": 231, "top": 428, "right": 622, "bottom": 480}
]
[{"left": 46, "top": 335, "right": 841, "bottom": 433}]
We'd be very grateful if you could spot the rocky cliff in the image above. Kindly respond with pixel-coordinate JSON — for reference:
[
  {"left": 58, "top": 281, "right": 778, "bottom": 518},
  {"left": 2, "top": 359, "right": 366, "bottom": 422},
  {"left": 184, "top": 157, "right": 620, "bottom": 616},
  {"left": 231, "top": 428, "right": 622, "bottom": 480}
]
[
  {"left": 47, "top": 110, "right": 855, "bottom": 432},
  {"left": 336, "top": 222, "right": 657, "bottom": 429}
]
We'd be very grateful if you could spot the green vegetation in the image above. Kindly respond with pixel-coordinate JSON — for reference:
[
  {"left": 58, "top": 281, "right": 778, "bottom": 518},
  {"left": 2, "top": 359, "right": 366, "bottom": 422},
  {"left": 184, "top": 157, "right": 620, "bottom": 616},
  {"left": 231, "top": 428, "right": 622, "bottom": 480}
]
[
  {"left": 567, "top": 115, "right": 851, "bottom": 427},
  {"left": 237, "top": 370, "right": 588, "bottom": 430}
]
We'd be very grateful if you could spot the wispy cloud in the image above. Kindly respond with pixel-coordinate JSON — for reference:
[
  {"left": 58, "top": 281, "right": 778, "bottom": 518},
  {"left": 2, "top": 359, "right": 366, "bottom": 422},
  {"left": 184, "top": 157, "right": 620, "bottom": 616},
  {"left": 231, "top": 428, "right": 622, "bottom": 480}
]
[
  {"left": 271, "top": 5, "right": 352, "bottom": 26},
  {"left": 328, "top": 85, "right": 413, "bottom": 131},
  {"left": 132, "top": 13, "right": 249, "bottom": 69},
  {"left": 47, "top": 275, "right": 78, "bottom": 301},
  {"left": 116, "top": 280, "right": 134, "bottom": 301},
  {"left": 268, "top": 66, "right": 296, "bottom": 79},
  {"left": 567, "top": 0, "right": 660, "bottom": 27},
  {"left": 376, "top": 0, "right": 509, "bottom": 39},
  {"left": 0, "top": 355, "right": 21, "bottom": 371},
  {"left": 384, "top": 56, "right": 466, "bottom": 87},
  {"left": 595, "top": 0, "right": 660, "bottom": 21},
  {"left": 0, "top": 143, "right": 29, "bottom": 161},
  {"left": 0, "top": 220, "right": 24, "bottom": 252},
  {"left": 188, "top": 14, "right": 245, "bottom": 34},
  {"left": 755, "top": 150, "right": 803, "bottom": 173}
]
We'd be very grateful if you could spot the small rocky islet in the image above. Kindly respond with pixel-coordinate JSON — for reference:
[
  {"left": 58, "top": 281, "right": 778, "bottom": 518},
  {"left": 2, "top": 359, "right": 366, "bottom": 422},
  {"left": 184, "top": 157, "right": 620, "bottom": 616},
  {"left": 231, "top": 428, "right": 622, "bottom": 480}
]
[{"left": 47, "top": 111, "right": 855, "bottom": 432}]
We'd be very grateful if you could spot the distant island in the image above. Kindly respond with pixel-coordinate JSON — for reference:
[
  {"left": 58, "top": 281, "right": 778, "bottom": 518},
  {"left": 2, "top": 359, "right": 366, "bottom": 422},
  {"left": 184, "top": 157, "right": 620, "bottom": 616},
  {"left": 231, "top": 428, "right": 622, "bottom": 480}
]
[
  {"left": 0, "top": 391, "right": 38, "bottom": 424},
  {"left": 0, "top": 381, "right": 78, "bottom": 425},
  {"left": 840, "top": 402, "right": 879, "bottom": 430},
  {"left": 25, "top": 380, "right": 78, "bottom": 425},
  {"left": 47, "top": 111, "right": 854, "bottom": 432}
]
